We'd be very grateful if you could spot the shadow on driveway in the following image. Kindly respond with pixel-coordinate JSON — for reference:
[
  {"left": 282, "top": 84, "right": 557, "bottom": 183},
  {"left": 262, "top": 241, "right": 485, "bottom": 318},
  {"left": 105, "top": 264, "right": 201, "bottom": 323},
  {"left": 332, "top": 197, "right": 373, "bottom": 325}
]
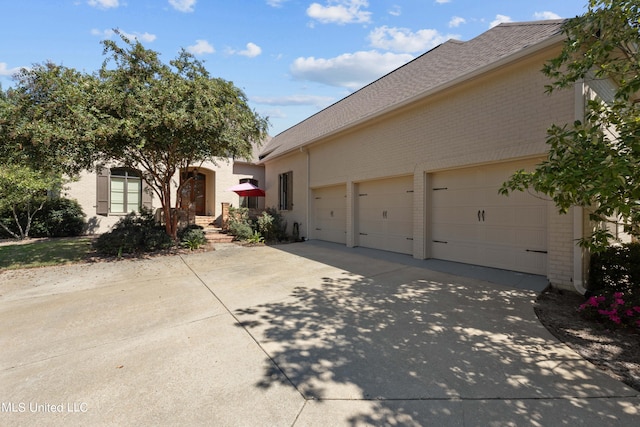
[{"left": 234, "top": 241, "right": 639, "bottom": 425}]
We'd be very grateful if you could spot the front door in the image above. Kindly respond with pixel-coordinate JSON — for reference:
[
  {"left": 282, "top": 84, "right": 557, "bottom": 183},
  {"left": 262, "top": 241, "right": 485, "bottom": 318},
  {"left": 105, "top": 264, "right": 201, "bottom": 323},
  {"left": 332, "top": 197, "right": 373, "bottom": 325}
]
[{"left": 181, "top": 172, "right": 206, "bottom": 216}]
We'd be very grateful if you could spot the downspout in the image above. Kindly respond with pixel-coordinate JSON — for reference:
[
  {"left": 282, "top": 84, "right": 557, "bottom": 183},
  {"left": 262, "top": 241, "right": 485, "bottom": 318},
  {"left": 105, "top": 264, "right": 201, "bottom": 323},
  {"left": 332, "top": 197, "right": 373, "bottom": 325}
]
[
  {"left": 573, "top": 80, "right": 587, "bottom": 295},
  {"left": 301, "top": 146, "right": 310, "bottom": 241}
]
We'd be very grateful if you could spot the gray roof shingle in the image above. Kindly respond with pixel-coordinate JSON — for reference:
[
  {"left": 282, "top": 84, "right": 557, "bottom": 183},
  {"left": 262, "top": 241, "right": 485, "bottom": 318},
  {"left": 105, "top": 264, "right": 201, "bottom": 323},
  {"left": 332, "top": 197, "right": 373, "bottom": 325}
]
[{"left": 260, "top": 20, "right": 566, "bottom": 161}]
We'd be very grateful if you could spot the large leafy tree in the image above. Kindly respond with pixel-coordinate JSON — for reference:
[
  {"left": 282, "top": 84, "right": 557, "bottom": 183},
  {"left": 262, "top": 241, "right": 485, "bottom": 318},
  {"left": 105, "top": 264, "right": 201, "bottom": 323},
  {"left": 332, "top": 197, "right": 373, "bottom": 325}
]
[
  {"left": 94, "top": 35, "right": 268, "bottom": 239},
  {"left": 2, "top": 33, "right": 268, "bottom": 240},
  {"left": 1, "top": 64, "right": 101, "bottom": 175},
  {"left": 501, "top": 0, "right": 640, "bottom": 252}
]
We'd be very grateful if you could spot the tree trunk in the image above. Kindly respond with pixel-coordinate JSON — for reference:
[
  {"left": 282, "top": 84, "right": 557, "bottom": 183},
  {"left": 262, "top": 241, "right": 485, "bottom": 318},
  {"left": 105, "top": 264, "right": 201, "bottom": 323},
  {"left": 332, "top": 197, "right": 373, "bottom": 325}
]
[
  {"left": 11, "top": 206, "right": 25, "bottom": 239},
  {"left": 161, "top": 182, "right": 179, "bottom": 241},
  {"left": 0, "top": 220, "right": 21, "bottom": 240}
]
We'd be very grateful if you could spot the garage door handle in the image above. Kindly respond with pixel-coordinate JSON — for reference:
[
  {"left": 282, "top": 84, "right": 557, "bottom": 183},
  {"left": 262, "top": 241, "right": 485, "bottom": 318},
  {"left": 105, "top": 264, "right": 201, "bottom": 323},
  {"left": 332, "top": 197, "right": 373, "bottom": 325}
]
[
  {"left": 477, "top": 210, "right": 485, "bottom": 221},
  {"left": 477, "top": 210, "right": 481, "bottom": 221},
  {"left": 482, "top": 210, "right": 485, "bottom": 221},
  {"left": 360, "top": 233, "right": 368, "bottom": 236},
  {"left": 433, "top": 240, "right": 448, "bottom": 244},
  {"left": 526, "top": 249, "right": 548, "bottom": 254}
]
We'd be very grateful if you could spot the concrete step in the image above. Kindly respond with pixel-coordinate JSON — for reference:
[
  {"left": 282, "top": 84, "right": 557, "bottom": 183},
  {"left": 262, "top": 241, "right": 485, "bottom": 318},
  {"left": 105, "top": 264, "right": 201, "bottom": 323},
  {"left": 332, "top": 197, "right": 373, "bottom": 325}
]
[
  {"left": 202, "top": 227, "right": 235, "bottom": 243},
  {"left": 194, "top": 216, "right": 216, "bottom": 227}
]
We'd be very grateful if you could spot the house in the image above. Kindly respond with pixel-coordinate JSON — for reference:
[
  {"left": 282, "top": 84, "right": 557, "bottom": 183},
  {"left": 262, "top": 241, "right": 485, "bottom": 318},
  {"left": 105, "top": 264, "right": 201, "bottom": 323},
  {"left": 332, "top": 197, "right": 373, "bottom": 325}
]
[
  {"left": 66, "top": 140, "right": 267, "bottom": 234},
  {"left": 258, "top": 20, "right": 610, "bottom": 293}
]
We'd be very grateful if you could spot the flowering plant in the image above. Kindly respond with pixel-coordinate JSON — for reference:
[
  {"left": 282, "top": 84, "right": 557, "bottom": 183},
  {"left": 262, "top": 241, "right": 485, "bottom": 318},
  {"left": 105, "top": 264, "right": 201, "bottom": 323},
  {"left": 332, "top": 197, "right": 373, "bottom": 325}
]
[{"left": 578, "top": 291, "right": 640, "bottom": 328}]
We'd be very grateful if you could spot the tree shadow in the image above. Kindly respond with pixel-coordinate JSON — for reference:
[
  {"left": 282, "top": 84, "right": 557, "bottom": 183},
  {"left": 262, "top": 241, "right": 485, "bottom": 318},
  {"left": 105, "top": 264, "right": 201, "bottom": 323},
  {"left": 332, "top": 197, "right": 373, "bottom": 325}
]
[{"left": 234, "top": 243, "right": 636, "bottom": 424}]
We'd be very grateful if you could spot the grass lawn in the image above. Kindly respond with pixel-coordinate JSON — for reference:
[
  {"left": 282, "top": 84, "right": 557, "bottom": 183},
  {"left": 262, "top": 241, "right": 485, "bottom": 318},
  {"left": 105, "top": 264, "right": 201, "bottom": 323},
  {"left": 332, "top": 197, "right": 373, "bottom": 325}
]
[{"left": 0, "top": 237, "right": 94, "bottom": 270}]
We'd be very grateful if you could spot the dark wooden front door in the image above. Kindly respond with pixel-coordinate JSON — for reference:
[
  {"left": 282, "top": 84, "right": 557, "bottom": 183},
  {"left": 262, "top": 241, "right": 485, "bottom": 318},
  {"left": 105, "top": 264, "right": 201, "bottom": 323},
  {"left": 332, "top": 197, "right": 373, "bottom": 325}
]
[{"left": 181, "top": 172, "right": 206, "bottom": 216}]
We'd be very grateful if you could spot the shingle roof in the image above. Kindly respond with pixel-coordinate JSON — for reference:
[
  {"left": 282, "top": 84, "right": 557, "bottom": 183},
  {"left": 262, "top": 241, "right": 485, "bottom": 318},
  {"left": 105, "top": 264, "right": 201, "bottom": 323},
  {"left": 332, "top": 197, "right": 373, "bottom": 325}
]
[{"left": 259, "top": 20, "right": 566, "bottom": 161}]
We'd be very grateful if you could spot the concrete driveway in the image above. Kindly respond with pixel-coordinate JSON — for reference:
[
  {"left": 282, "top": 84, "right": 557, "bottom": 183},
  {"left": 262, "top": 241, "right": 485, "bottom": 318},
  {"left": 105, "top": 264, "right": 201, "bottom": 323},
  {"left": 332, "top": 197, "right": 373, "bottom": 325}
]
[{"left": 1, "top": 241, "right": 638, "bottom": 426}]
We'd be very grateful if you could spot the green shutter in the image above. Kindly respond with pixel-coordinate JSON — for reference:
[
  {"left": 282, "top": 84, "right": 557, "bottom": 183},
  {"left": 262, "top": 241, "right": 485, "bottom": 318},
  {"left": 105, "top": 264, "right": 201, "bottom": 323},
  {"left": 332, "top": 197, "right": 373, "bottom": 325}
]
[{"left": 96, "top": 166, "right": 109, "bottom": 216}]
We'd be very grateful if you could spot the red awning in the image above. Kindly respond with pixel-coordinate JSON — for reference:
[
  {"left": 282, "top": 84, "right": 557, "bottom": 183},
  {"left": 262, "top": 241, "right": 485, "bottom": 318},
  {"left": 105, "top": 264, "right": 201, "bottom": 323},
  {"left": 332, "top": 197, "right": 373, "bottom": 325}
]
[{"left": 226, "top": 182, "right": 266, "bottom": 197}]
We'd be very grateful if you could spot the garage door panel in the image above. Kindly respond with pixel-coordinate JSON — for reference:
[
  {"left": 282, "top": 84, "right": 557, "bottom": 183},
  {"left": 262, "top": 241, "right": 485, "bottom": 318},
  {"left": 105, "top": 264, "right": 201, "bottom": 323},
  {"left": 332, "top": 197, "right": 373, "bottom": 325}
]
[
  {"left": 432, "top": 224, "right": 477, "bottom": 241},
  {"left": 431, "top": 161, "right": 547, "bottom": 275},
  {"left": 313, "top": 185, "right": 347, "bottom": 244},
  {"left": 357, "top": 176, "right": 413, "bottom": 255}
]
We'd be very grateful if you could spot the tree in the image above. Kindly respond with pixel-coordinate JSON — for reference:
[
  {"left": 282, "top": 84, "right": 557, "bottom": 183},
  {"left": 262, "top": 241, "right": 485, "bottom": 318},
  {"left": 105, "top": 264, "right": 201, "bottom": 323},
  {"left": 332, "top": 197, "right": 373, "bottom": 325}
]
[
  {"left": 501, "top": 0, "right": 640, "bottom": 252},
  {"left": 1, "top": 64, "right": 101, "bottom": 175},
  {"left": 94, "top": 34, "right": 268, "bottom": 240},
  {"left": 0, "top": 165, "right": 64, "bottom": 239},
  {"left": 1, "top": 33, "right": 268, "bottom": 241}
]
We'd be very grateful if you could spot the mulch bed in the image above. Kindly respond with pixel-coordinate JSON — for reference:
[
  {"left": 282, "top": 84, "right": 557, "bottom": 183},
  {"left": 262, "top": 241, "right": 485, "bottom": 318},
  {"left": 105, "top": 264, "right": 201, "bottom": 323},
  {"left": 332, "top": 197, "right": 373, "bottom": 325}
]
[{"left": 535, "top": 287, "right": 640, "bottom": 391}]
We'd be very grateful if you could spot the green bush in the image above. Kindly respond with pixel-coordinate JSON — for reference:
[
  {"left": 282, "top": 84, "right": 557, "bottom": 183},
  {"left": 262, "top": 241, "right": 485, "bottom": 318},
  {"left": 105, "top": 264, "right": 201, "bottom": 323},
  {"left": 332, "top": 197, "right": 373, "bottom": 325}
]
[
  {"left": 228, "top": 221, "right": 254, "bottom": 241},
  {"left": 227, "top": 206, "right": 254, "bottom": 241},
  {"left": 93, "top": 208, "right": 173, "bottom": 256},
  {"left": 179, "top": 226, "right": 208, "bottom": 250},
  {"left": 0, "top": 197, "right": 86, "bottom": 238},
  {"left": 257, "top": 208, "right": 289, "bottom": 242},
  {"left": 582, "top": 242, "right": 640, "bottom": 328},
  {"left": 589, "top": 243, "right": 640, "bottom": 296}
]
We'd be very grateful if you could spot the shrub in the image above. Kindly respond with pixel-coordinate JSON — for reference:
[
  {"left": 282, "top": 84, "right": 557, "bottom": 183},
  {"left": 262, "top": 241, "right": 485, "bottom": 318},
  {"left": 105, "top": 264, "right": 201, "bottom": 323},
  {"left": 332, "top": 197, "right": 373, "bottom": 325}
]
[
  {"left": 246, "top": 230, "right": 265, "bottom": 244},
  {"left": 0, "top": 197, "right": 86, "bottom": 238},
  {"left": 179, "top": 226, "right": 208, "bottom": 250},
  {"left": 581, "top": 243, "right": 640, "bottom": 329},
  {"left": 257, "top": 207, "right": 289, "bottom": 242},
  {"left": 589, "top": 243, "right": 640, "bottom": 295},
  {"left": 39, "top": 198, "right": 86, "bottom": 237},
  {"left": 227, "top": 206, "right": 254, "bottom": 241},
  {"left": 94, "top": 208, "right": 173, "bottom": 256},
  {"left": 228, "top": 221, "right": 254, "bottom": 241}
]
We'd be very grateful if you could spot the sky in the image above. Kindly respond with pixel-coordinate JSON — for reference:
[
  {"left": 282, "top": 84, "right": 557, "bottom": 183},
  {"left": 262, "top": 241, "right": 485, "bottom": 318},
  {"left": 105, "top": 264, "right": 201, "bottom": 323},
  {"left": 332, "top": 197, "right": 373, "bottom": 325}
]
[{"left": 1, "top": 0, "right": 589, "bottom": 137}]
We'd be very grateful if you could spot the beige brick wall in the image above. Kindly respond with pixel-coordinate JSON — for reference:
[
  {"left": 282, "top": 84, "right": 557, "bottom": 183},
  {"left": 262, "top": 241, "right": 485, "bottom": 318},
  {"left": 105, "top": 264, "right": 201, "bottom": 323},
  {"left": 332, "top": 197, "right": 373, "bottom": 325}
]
[
  {"left": 265, "top": 45, "right": 580, "bottom": 286},
  {"left": 67, "top": 159, "right": 265, "bottom": 234},
  {"left": 263, "top": 151, "right": 309, "bottom": 238}
]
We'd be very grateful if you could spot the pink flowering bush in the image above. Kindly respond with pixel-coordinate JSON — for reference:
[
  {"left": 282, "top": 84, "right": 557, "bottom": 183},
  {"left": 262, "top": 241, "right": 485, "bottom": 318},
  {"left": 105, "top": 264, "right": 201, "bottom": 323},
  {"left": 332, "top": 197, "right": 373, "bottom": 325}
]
[
  {"left": 584, "top": 243, "right": 640, "bottom": 329},
  {"left": 578, "top": 291, "right": 640, "bottom": 328}
]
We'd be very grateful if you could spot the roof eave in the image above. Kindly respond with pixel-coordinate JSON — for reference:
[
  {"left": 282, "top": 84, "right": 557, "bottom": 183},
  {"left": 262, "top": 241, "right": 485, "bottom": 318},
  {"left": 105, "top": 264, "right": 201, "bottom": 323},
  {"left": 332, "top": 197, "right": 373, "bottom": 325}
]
[{"left": 262, "top": 31, "right": 566, "bottom": 162}]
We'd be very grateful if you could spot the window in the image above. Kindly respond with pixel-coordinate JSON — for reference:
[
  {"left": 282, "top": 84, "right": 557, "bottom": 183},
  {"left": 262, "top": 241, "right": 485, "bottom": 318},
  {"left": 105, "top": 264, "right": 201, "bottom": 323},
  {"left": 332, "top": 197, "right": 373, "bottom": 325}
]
[
  {"left": 96, "top": 166, "right": 151, "bottom": 216},
  {"left": 239, "top": 178, "right": 259, "bottom": 209},
  {"left": 278, "top": 171, "right": 293, "bottom": 211},
  {"left": 110, "top": 169, "right": 142, "bottom": 214}
]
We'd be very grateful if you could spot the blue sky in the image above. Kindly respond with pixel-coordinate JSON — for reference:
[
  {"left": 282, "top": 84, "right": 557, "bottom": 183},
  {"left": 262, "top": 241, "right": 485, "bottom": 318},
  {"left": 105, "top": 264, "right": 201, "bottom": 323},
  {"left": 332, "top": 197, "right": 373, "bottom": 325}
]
[{"left": 1, "top": 0, "right": 588, "bottom": 136}]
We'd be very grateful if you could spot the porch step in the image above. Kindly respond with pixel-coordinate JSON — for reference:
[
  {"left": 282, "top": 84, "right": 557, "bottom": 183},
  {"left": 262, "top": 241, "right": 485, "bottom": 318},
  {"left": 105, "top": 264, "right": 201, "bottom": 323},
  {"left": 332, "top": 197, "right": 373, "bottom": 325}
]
[
  {"left": 194, "top": 215, "right": 216, "bottom": 227},
  {"left": 203, "top": 227, "right": 235, "bottom": 244}
]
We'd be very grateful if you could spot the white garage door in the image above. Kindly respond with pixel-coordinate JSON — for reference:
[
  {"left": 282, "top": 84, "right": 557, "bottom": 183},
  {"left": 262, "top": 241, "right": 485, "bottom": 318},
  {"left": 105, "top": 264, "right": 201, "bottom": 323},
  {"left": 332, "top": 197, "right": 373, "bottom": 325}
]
[
  {"left": 431, "top": 160, "right": 547, "bottom": 275},
  {"left": 312, "top": 185, "right": 347, "bottom": 244},
  {"left": 357, "top": 176, "right": 413, "bottom": 254}
]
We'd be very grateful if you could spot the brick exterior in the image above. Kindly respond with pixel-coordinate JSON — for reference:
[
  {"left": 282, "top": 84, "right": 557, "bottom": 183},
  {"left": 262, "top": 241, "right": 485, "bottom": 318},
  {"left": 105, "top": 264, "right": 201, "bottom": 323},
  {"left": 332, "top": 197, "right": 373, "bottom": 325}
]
[
  {"left": 66, "top": 159, "right": 264, "bottom": 234},
  {"left": 264, "top": 43, "right": 580, "bottom": 289}
]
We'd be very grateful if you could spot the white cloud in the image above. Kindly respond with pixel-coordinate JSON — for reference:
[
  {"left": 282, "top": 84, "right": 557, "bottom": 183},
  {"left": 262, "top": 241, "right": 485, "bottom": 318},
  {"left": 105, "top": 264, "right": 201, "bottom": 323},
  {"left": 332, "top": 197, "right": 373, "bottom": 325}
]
[
  {"left": 87, "top": 0, "right": 119, "bottom": 9},
  {"left": 307, "top": 0, "right": 372, "bottom": 25},
  {"left": 187, "top": 39, "right": 215, "bottom": 55},
  {"left": 388, "top": 5, "right": 401, "bottom": 17},
  {"left": 449, "top": 16, "right": 466, "bottom": 28},
  {"left": 369, "top": 26, "right": 454, "bottom": 53},
  {"left": 91, "top": 28, "right": 157, "bottom": 43},
  {"left": 252, "top": 94, "right": 335, "bottom": 108},
  {"left": 238, "top": 42, "right": 262, "bottom": 58},
  {"left": 435, "top": 0, "right": 451, "bottom": 3},
  {"left": 169, "top": 0, "right": 196, "bottom": 13},
  {"left": 0, "top": 62, "right": 24, "bottom": 77},
  {"left": 266, "top": 0, "right": 288, "bottom": 6},
  {"left": 227, "top": 42, "right": 263, "bottom": 58},
  {"left": 534, "top": 11, "right": 562, "bottom": 20},
  {"left": 291, "top": 50, "right": 414, "bottom": 90},
  {"left": 490, "top": 14, "right": 512, "bottom": 28}
]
